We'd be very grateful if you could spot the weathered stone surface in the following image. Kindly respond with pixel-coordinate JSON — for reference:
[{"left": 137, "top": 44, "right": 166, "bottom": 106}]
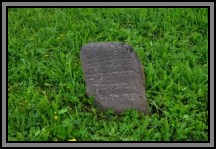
[{"left": 80, "top": 42, "right": 148, "bottom": 114}]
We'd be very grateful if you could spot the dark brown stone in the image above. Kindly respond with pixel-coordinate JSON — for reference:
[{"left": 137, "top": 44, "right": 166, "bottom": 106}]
[{"left": 80, "top": 42, "right": 149, "bottom": 114}]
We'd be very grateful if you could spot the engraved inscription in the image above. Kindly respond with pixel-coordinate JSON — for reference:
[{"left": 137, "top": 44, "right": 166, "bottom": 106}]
[
  {"left": 86, "top": 71, "right": 135, "bottom": 82},
  {"left": 97, "top": 93, "right": 140, "bottom": 101},
  {"left": 80, "top": 42, "right": 148, "bottom": 114},
  {"left": 94, "top": 82, "right": 139, "bottom": 91},
  {"left": 86, "top": 58, "right": 139, "bottom": 72}
]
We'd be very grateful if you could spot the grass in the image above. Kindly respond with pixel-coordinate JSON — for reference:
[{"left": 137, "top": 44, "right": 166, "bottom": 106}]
[{"left": 8, "top": 8, "right": 208, "bottom": 141}]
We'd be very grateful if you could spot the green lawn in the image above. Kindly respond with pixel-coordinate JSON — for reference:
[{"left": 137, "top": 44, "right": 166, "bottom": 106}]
[{"left": 8, "top": 8, "right": 208, "bottom": 141}]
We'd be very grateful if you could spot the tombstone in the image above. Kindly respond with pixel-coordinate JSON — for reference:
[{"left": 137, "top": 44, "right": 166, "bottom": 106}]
[{"left": 80, "top": 42, "right": 149, "bottom": 114}]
